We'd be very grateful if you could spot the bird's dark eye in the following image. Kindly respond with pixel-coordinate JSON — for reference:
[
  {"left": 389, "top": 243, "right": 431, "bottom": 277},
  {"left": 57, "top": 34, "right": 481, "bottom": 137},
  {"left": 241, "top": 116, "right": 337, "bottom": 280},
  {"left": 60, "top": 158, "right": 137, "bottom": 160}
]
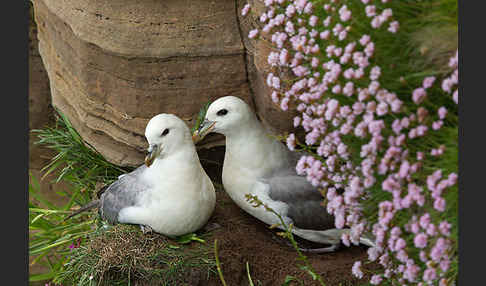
[
  {"left": 161, "top": 128, "right": 169, "bottom": 136},
  {"left": 217, "top": 109, "right": 228, "bottom": 116}
]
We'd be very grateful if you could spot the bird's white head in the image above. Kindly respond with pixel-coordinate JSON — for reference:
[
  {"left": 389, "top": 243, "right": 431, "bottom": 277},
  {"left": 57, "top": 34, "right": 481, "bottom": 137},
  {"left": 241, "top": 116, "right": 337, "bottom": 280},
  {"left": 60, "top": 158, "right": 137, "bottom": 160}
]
[
  {"left": 194, "top": 96, "right": 256, "bottom": 139},
  {"left": 144, "top": 114, "right": 193, "bottom": 167}
]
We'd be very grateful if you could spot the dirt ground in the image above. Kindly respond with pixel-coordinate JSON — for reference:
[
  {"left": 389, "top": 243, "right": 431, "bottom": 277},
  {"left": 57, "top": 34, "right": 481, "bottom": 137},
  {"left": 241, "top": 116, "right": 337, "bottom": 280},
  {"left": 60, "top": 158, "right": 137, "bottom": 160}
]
[{"left": 194, "top": 148, "right": 373, "bottom": 286}]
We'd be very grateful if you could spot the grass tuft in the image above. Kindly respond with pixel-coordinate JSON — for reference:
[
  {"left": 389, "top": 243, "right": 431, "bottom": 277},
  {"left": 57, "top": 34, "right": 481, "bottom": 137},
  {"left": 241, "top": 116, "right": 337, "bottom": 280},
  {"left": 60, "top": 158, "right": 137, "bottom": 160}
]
[
  {"left": 31, "top": 108, "right": 132, "bottom": 191},
  {"left": 54, "top": 224, "right": 216, "bottom": 286}
]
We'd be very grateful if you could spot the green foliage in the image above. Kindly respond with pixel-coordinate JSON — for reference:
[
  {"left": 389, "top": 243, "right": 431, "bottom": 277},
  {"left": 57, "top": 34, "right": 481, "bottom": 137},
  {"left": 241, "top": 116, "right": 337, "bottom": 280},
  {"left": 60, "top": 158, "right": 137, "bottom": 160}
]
[
  {"left": 191, "top": 100, "right": 212, "bottom": 133},
  {"left": 29, "top": 109, "right": 130, "bottom": 283},
  {"left": 31, "top": 108, "right": 132, "bottom": 191},
  {"left": 29, "top": 173, "right": 97, "bottom": 283},
  {"left": 213, "top": 239, "right": 228, "bottom": 286}
]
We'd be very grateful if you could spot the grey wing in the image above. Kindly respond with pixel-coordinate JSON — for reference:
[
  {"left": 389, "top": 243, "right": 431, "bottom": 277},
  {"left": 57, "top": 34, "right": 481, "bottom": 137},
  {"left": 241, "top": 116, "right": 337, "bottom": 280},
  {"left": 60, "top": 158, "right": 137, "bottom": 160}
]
[
  {"left": 263, "top": 149, "right": 335, "bottom": 231},
  {"left": 264, "top": 174, "right": 335, "bottom": 231},
  {"left": 100, "top": 165, "right": 150, "bottom": 224}
]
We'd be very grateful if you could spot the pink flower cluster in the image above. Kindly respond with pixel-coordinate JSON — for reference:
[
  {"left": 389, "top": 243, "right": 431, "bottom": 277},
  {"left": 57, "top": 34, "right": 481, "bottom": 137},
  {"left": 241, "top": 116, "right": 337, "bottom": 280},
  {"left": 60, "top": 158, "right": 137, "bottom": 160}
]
[
  {"left": 442, "top": 50, "right": 459, "bottom": 104},
  {"left": 242, "top": 0, "right": 457, "bottom": 284}
]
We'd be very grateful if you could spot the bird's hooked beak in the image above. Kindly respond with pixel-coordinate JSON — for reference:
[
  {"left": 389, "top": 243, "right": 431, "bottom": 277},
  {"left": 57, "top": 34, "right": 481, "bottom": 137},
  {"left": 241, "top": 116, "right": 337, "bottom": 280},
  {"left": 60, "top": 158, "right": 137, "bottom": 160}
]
[
  {"left": 145, "top": 144, "right": 161, "bottom": 167},
  {"left": 192, "top": 119, "right": 216, "bottom": 144}
]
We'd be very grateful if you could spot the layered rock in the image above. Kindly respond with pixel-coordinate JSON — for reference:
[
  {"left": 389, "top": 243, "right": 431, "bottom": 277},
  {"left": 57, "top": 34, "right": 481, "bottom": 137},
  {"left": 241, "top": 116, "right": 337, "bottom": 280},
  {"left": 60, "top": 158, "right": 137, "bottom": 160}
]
[
  {"left": 29, "top": 2, "right": 52, "bottom": 131},
  {"left": 236, "top": 0, "right": 300, "bottom": 136},
  {"left": 33, "top": 0, "right": 298, "bottom": 167}
]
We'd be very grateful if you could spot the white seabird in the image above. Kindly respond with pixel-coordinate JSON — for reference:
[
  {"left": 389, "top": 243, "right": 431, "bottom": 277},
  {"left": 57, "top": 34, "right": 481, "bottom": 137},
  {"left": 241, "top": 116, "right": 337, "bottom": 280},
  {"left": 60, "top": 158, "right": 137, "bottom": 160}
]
[
  {"left": 194, "top": 96, "right": 373, "bottom": 252},
  {"left": 68, "top": 114, "right": 216, "bottom": 237}
]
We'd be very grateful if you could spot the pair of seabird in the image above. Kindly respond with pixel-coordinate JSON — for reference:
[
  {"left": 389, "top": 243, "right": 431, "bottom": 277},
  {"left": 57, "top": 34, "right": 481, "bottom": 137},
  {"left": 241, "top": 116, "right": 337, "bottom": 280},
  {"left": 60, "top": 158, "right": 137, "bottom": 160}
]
[{"left": 70, "top": 96, "right": 373, "bottom": 251}]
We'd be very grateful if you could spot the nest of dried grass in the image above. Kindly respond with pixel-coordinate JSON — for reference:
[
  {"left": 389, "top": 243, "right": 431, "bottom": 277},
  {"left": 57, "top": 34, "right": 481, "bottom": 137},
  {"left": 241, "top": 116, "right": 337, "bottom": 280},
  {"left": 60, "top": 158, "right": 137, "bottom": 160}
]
[{"left": 56, "top": 224, "right": 216, "bottom": 285}]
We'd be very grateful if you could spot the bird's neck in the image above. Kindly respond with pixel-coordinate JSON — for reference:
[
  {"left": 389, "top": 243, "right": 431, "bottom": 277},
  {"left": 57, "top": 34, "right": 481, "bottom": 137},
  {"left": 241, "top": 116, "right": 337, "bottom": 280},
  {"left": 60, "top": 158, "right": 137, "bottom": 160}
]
[
  {"left": 223, "top": 118, "right": 288, "bottom": 178},
  {"left": 150, "top": 147, "right": 200, "bottom": 174}
]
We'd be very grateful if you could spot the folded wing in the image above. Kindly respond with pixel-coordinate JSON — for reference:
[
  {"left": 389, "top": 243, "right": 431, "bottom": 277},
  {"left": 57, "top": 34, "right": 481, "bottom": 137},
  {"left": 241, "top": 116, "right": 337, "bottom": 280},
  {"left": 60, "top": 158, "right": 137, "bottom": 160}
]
[{"left": 100, "top": 165, "right": 151, "bottom": 224}]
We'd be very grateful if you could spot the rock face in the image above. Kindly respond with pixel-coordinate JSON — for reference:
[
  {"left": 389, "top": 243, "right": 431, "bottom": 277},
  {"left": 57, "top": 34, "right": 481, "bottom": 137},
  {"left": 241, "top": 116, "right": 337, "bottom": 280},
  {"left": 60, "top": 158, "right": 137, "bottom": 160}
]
[
  {"left": 29, "top": 2, "right": 52, "bottom": 131},
  {"left": 33, "top": 0, "right": 298, "bottom": 167},
  {"left": 236, "top": 0, "right": 300, "bottom": 136}
]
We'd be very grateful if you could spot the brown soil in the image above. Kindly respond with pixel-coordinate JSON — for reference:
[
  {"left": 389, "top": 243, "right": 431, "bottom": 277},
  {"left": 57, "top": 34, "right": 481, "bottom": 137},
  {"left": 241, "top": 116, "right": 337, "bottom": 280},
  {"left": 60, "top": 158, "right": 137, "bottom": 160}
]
[{"left": 195, "top": 147, "right": 373, "bottom": 286}]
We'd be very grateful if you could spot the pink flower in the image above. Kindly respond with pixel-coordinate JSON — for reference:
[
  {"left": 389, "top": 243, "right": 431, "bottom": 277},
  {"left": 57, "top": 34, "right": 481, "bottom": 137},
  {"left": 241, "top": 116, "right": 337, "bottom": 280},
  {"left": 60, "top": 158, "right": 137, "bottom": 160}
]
[
  {"left": 412, "top": 88, "right": 427, "bottom": 104},
  {"left": 271, "top": 91, "right": 279, "bottom": 103},
  {"left": 248, "top": 29, "right": 259, "bottom": 39},
  {"left": 260, "top": 13, "right": 268, "bottom": 23},
  {"left": 367, "top": 247, "right": 380, "bottom": 261},
  {"left": 396, "top": 250, "right": 408, "bottom": 263},
  {"left": 365, "top": 42, "right": 375, "bottom": 57},
  {"left": 395, "top": 238, "right": 406, "bottom": 251},
  {"left": 280, "top": 97, "right": 289, "bottom": 111},
  {"left": 263, "top": 0, "right": 273, "bottom": 7},
  {"left": 432, "top": 121, "right": 444, "bottom": 130},
  {"left": 371, "top": 15, "right": 384, "bottom": 28},
  {"left": 370, "top": 66, "right": 381, "bottom": 80},
  {"left": 423, "top": 268, "right": 437, "bottom": 282},
  {"left": 420, "top": 213, "right": 431, "bottom": 229},
  {"left": 268, "top": 52, "right": 279, "bottom": 66},
  {"left": 438, "top": 106, "right": 448, "bottom": 119},
  {"left": 320, "top": 30, "right": 330, "bottom": 40},
  {"left": 343, "top": 82, "right": 354, "bottom": 97},
  {"left": 286, "top": 133, "right": 296, "bottom": 151},
  {"left": 419, "top": 251, "right": 428, "bottom": 262},
  {"left": 414, "top": 233, "right": 427, "bottom": 248},
  {"left": 442, "top": 78, "right": 454, "bottom": 93},
  {"left": 404, "top": 263, "right": 420, "bottom": 282},
  {"left": 423, "top": 76, "right": 436, "bottom": 88},
  {"left": 388, "top": 21, "right": 399, "bottom": 33},
  {"left": 453, "top": 89, "right": 458, "bottom": 103},
  {"left": 379, "top": 253, "right": 390, "bottom": 267},
  {"left": 426, "top": 223, "right": 437, "bottom": 236},
  {"left": 309, "top": 15, "right": 318, "bottom": 27},
  {"left": 352, "top": 261, "right": 364, "bottom": 278},
  {"left": 285, "top": 4, "right": 296, "bottom": 17},
  {"left": 376, "top": 102, "right": 389, "bottom": 116},
  {"left": 416, "top": 125, "right": 428, "bottom": 136},
  {"left": 359, "top": 34, "right": 371, "bottom": 46},
  {"left": 430, "top": 238, "right": 450, "bottom": 262},
  {"left": 293, "top": 116, "right": 301, "bottom": 127},
  {"left": 339, "top": 5, "right": 352, "bottom": 22},
  {"left": 440, "top": 259, "right": 451, "bottom": 272},
  {"left": 370, "top": 274, "right": 383, "bottom": 285},
  {"left": 439, "top": 221, "right": 451, "bottom": 236},
  {"left": 335, "top": 211, "right": 345, "bottom": 228},
  {"left": 341, "top": 232, "right": 351, "bottom": 247},
  {"left": 303, "top": 2, "right": 313, "bottom": 14},
  {"left": 382, "top": 8, "right": 393, "bottom": 19},
  {"left": 434, "top": 197, "right": 446, "bottom": 212},
  {"left": 241, "top": 4, "right": 251, "bottom": 16},
  {"left": 365, "top": 5, "right": 376, "bottom": 17}
]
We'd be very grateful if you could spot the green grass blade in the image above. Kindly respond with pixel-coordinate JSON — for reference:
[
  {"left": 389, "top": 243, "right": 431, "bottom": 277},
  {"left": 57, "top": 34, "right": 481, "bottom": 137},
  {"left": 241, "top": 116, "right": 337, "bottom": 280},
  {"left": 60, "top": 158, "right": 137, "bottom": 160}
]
[{"left": 29, "top": 271, "right": 57, "bottom": 282}]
